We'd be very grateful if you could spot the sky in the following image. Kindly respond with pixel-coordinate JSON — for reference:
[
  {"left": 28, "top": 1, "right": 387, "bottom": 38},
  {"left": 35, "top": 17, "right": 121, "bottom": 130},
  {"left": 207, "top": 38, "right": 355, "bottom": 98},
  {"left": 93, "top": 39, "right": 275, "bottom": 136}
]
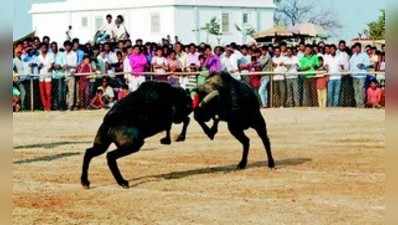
[{"left": 13, "top": 0, "right": 386, "bottom": 41}]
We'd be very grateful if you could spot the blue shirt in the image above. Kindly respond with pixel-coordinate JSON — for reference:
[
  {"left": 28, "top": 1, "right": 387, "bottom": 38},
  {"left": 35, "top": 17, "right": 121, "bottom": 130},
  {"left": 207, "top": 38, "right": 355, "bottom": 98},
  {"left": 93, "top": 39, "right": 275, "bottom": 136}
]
[
  {"left": 21, "top": 53, "right": 40, "bottom": 77},
  {"left": 349, "top": 52, "right": 370, "bottom": 78},
  {"left": 53, "top": 52, "right": 67, "bottom": 79},
  {"left": 76, "top": 49, "right": 85, "bottom": 65}
]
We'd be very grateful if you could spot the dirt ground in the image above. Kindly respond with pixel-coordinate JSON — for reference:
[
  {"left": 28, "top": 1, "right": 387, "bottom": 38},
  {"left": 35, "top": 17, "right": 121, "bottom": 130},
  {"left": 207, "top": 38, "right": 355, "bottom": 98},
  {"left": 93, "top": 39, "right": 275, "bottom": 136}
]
[{"left": 13, "top": 108, "right": 385, "bottom": 225}]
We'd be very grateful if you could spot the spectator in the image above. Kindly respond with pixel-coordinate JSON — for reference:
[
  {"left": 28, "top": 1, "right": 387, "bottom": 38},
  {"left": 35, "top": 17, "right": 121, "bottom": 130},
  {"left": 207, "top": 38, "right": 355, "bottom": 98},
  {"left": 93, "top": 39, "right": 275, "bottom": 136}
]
[
  {"left": 349, "top": 43, "right": 371, "bottom": 107},
  {"left": 299, "top": 45, "right": 319, "bottom": 107},
  {"left": 221, "top": 47, "right": 240, "bottom": 80},
  {"left": 238, "top": 45, "right": 251, "bottom": 83},
  {"left": 64, "top": 40, "right": 78, "bottom": 110},
  {"left": 72, "top": 38, "right": 85, "bottom": 64},
  {"left": 128, "top": 45, "right": 147, "bottom": 92},
  {"left": 89, "top": 88, "right": 105, "bottom": 110},
  {"left": 258, "top": 46, "right": 272, "bottom": 108},
  {"left": 284, "top": 47, "right": 299, "bottom": 107},
  {"left": 272, "top": 47, "right": 288, "bottom": 107},
  {"left": 324, "top": 45, "right": 342, "bottom": 107},
  {"left": 51, "top": 42, "right": 67, "bottom": 110},
  {"left": 97, "top": 14, "right": 115, "bottom": 43},
  {"left": 113, "top": 15, "right": 129, "bottom": 41},
  {"left": 13, "top": 72, "right": 21, "bottom": 112},
  {"left": 366, "top": 80, "right": 382, "bottom": 108},
  {"left": 316, "top": 57, "right": 328, "bottom": 108},
  {"left": 13, "top": 48, "right": 27, "bottom": 111},
  {"left": 100, "top": 78, "right": 115, "bottom": 108},
  {"left": 76, "top": 55, "right": 94, "bottom": 109},
  {"left": 187, "top": 43, "right": 200, "bottom": 69},
  {"left": 203, "top": 45, "right": 222, "bottom": 74},
  {"left": 248, "top": 55, "right": 262, "bottom": 99},
  {"left": 117, "top": 84, "right": 129, "bottom": 101},
  {"left": 38, "top": 43, "right": 54, "bottom": 111},
  {"left": 151, "top": 48, "right": 168, "bottom": 80}
]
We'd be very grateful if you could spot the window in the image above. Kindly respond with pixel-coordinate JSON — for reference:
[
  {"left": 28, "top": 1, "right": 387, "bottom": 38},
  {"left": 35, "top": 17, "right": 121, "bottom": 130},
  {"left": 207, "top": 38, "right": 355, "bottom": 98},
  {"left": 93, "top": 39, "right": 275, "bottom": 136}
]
[
  {"left": 151, "top": 13, "right": 160, "bottom": 33},
  {"left": 95, "top": 17, "right": 104, "bottom": 30},
  {"left": 243, "top": 13, "right": 249, "bottom": 24},
  {"left": 221, "top": 13, "right": 230, "bottom": 33},
  {"left": 81, "top": 17, "right": 88, "bottom": 27}
]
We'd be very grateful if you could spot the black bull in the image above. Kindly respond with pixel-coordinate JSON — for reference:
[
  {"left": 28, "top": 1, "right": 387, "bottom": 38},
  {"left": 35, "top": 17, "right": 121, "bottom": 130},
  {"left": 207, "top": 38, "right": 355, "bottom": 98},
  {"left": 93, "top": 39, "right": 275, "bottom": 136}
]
[
  {"left": 81, "top": 81, "right": 192, "bottom": 189},
  {"left": 194, "top": 72, "right": 275, "bottom": 170},
  {"left": 81, "top": 75, "right": 275, "bottom": 189}
]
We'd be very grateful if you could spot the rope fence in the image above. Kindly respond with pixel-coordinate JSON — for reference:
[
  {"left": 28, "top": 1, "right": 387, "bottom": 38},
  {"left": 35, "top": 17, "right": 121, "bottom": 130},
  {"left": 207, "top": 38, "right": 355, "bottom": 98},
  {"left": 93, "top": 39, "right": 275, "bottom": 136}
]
[{"left": 13, "top": 71, "right": 385, "bottom": 111}]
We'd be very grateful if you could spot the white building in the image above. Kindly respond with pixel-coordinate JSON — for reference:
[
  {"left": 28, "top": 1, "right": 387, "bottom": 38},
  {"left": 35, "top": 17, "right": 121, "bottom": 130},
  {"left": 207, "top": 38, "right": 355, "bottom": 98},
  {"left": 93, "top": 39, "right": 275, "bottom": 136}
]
[{"left": 31, "top": 0, "right": 275, "bottom": 45}]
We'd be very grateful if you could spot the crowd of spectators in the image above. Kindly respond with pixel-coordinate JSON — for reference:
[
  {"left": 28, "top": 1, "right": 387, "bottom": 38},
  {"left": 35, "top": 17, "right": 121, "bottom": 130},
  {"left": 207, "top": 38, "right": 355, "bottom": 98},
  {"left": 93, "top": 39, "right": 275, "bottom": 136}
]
[{"left": 12, "top": 15, "right": 385, "bottom": 112}]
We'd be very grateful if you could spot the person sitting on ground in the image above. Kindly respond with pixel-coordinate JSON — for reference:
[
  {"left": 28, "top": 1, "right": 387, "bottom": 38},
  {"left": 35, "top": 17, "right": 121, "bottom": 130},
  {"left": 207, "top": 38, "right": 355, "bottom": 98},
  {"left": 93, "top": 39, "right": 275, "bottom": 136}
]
[
  {"left": 117, "top": 84, "right": 129, "bottom": 101},
  {"left": 89, "top": 88, "right": 105, "bottom": 110},
  {"left": 100, "top": 78, "right": 115, "bottom": 108},
  {"left": 366, "top": 80, "right": 382, "bottom": 108}
]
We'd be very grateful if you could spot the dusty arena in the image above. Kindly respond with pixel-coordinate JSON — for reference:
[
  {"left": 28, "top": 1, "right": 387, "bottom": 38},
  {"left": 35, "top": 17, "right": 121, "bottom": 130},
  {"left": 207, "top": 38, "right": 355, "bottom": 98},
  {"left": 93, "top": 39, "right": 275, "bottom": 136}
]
[{"left": 13, "top": 108, "right": 385, "bottom": 225}]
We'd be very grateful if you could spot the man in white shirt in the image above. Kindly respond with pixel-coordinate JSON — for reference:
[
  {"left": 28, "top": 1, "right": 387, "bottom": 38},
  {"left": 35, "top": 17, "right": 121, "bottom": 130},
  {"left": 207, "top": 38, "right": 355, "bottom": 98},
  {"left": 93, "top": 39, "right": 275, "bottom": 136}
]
[
  {"left": 284, "top": 47, "right": 299, "bottom": 107},
  {"left": 325, "top": 44, "right": 343, "bottom": 107},
  {"left": 349, "top": 43, "right": 371, "bottom": 107},
  {"left": 38, "top": 43, "right": 55, "bottom": 111},
  {"left": 63, "top": 40, "right": 78, "bottom": 110},
  {"left": 221, "top": 47, "right": 240, "bottom": 80},
  {"left": 98, "top": 15, "right": 115, "bottom": 41},
  {"left": 271, "top": 47, "right": 288, "bottom": 107}
]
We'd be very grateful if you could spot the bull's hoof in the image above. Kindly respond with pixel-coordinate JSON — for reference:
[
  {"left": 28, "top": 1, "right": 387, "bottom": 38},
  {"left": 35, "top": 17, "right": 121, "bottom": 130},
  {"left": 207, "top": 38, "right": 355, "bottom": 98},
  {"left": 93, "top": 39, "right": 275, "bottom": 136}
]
[
  {"left": 175, "top": 135, "right": 186, "bottom": 142},
  {"left": 160, "top": 137, "right": 171, "bottom": 145},
  {"left": 268, "top": 160, "right": 275, "bottom": 169},
  {"left": 81, "top": 179, "right": 90, "bottom": 189},
  {"left": 117, "top": 180, "right": 129, "bottom": 189},
  {"left": 206, "top": 130, "right": 217, "bottom": 140},
  {"left": 237, "top": 161, "right": 247, "bottom": 170}
]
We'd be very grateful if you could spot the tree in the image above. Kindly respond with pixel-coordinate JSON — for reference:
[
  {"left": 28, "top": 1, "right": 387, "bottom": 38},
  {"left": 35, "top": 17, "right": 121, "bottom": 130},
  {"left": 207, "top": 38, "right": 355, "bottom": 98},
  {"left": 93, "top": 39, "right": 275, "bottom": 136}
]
[
  {"left": 235, "top": 24, "right": 256, "bottom": 43},
  {"left": 366, "top": 9, "right": 385, "bottom": 40},
  {"left": 273, "top": 0, "right": 341, "bottom": 33},
  {"left": 193, "top": 17, "right": 222, "bottom": 44}
]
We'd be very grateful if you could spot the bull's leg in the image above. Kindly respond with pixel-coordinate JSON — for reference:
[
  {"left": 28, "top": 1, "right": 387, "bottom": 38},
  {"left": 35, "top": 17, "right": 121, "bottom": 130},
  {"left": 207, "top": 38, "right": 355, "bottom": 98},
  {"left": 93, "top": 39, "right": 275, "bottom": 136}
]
[
  {"left": 176, "top": 117, "right": 190, "bottom": 142},
  {"left": 197, "top": 118, "right": 219, "bottom": 140},
  {"left": 160, "top": 128, "right": 172, "bottom": 145},
  {"left": 106, "top": 139, "right": 145, "bottom": 188},
  {"left": 228, "top": 124, "right": 250, "bottom": 170},
  {"left": 252, "top": 113, "right": 275, "bottom": 169},
  {"left": 81, "top": 124, "right": 111, "bottom": 189}
]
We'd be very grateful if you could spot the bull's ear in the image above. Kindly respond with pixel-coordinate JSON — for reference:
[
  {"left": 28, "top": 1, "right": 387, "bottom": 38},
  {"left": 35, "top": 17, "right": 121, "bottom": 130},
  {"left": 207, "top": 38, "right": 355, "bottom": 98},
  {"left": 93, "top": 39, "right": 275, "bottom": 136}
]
[{"left": 185, "top": 88, "right": 191, "bottom": 97}]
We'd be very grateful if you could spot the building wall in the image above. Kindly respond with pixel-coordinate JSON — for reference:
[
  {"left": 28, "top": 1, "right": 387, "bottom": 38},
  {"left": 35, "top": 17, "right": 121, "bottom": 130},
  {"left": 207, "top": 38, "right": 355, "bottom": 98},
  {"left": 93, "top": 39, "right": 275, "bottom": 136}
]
[
  {"left": 31, "top": 2, "right": 274, "bottom": 45},
  {"left": 175, "top": 6, "right": 274, "bottom": 45}
]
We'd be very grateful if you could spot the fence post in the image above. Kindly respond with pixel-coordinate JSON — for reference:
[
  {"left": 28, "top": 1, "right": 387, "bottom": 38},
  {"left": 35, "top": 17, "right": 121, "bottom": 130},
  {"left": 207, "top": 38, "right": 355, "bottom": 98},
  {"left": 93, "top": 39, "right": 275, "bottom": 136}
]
[
  {"left": 269, "top": 74, "right": 273, "bottom": 108},
  {"left": 30, "top": 77, "right": 34, "bottom": 112}
]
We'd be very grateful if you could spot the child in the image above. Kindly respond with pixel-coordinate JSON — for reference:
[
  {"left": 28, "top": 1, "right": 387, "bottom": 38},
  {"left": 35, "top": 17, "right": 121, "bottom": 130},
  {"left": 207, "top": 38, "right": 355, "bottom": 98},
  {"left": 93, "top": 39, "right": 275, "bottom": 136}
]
[
  {"left": 76, "top": 55, "right": 93, "bottom": 109},
  {"left": 315, "top": 56, "right": 328, "bottom": 108},
  {"left": 151, "top": 48, "right": 168, "bottom": 81},
  {"left": 117, "top": 84, "right": 129, "bottom": 101},
  {"left": 167, "top": 50, "right": 181, "bottom": 87},
  {"left": 89, "top": 88, "right": 105, "bottom": 110},
  {"left": 248, "top": 56, "right": 262, "bottom": 97},
  {"left": 366, "top": 80, "right": 382, "bottom": 108},
  {"left": 13, "top": 85, "right": 21, "bottom": 112}
]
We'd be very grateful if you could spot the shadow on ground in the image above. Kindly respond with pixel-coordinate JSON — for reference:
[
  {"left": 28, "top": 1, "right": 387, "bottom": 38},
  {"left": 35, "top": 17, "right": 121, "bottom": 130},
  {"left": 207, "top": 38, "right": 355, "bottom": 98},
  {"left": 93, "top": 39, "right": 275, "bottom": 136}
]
[
  {"left": 14, "top": 141, "right": 91, "bottom": 150},
  {"left": 14, "top": 152, "right": 81, "bottom": 164},
  {"left": 121, "top": 158, "right": 312, "bottom": 188}
]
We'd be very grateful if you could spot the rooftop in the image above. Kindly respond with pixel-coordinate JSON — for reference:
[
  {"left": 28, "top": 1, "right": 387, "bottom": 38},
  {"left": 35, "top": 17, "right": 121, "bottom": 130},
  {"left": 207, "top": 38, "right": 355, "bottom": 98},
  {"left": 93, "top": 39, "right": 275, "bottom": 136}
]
[{"left": 31, "top": 0, "right": 275, "bottom": 14}]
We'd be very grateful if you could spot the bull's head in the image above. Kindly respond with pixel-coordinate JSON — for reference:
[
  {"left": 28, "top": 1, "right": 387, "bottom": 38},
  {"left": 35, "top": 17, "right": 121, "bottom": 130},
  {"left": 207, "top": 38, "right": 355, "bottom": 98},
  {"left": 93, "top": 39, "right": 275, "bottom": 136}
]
[
  {"left": 193, "top": 90, "right": 220, "bottom": 123},
  {"left": 172, "top": 87, "right": 193, "bottom": 123}
]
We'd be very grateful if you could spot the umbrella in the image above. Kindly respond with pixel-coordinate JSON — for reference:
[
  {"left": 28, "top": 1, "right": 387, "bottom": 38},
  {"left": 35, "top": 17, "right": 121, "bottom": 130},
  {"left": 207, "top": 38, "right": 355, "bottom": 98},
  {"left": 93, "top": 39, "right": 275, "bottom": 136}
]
[
  {"left": 253, "top": 26, "right": 294, "bottom": 42},
  {"left": 289, "top": 23, "right": 328, "bottom": 38}
]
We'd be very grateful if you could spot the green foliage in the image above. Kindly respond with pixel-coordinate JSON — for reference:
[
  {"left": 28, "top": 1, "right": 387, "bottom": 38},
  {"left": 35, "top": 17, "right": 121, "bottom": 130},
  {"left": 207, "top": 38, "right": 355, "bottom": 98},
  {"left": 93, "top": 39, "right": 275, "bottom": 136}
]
[
  {"left": 202, "top": 17, "right": 222, "bottom": 36},
  {"left": 366, "top": 9, "right": 385, "bottom": 40}
]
